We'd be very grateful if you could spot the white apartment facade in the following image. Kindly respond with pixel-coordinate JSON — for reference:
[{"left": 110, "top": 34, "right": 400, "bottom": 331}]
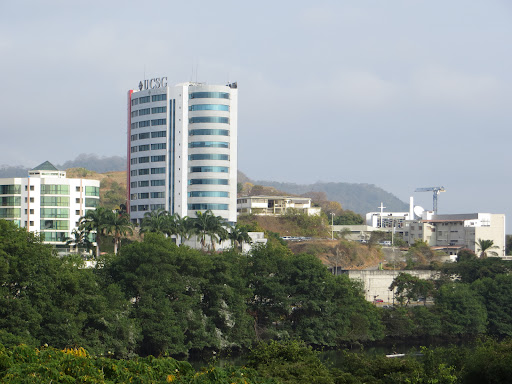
[
  {"left": 127, "top": 79, "right": 238, "bottom": 224},
  {"left": 237, "top": 196, "right": 321, "bottom": 216},
  {"left": 0, "top": 161, "right": 100, "bottom": 245},
  {"left": 404, "top": 213, "right": 506, "bottom": 257}
]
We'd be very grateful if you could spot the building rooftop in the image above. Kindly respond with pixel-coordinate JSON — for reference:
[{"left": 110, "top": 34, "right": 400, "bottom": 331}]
[{"left": 31, "top": 161, "right": 59, "bottom": 171}]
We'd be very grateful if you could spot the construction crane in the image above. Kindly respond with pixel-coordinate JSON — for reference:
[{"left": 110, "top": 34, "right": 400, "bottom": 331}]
[{"left": 415, "top": 186, "right": 446, "bottom": 214}]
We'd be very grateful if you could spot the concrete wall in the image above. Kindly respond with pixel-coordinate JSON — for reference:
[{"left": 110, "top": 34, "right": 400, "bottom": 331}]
[{"left": 343, "top": 270, "right": 438, "bottom": 302}]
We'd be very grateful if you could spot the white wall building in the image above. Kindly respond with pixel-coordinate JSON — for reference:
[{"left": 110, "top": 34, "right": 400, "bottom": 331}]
[
  {"left": 237, "top": 196, "right": 321, "bottom": 216},
  {"left": 0, "top": 161, "right": 100, "bottom": 246},
  {"left": 404, "top": 212, "right": 506, "bottom": 257},
  {"left": 127, "top": 79, "right": 238, "bottom": 224}
]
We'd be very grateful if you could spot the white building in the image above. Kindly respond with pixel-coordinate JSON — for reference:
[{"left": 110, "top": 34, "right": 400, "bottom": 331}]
[
  {"left": 127, "top": 79, "right": 238, "bottom": 224},
  {"left": 404, "top": 212, "right": 506, "bottom": 257},
  {"left": 237, "top": 196, "right": 321, "bottom": 216},
  {"left": 0, "top": 161, "right": 100, "bottom": 246}
]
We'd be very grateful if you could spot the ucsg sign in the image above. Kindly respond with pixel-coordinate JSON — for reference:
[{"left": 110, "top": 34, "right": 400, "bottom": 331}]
[{"left": 139, "top": 77, "right": 168, "bottom": 91}]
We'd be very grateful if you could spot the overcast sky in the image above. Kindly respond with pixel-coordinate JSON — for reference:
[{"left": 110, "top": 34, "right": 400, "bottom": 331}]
[{"left": 1, "top": 1, "right": 511, "bottom": 229}]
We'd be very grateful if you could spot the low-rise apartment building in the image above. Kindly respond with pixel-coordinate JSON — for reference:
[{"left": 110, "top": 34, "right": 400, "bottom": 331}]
[{"left": 237, "top": 196, "right": 321, "bottom": 216}]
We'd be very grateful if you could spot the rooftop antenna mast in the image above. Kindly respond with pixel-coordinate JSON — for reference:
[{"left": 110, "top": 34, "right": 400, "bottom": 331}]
[{"left": 414, "top": 186, "right": 446, "bottom": 214}]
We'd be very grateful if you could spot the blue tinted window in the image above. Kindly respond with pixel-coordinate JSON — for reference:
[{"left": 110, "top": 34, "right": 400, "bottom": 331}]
[
  {"left": 151, "top": 179, "right": 165, "bottom": 186},
  {"left": 139, "top": 132, "right": 150, "bottom": 139},
  {"left": 139, "top": 108, "right": 150, "bottom": 115},
  {"left": 189, "top": 92, "right": 230, "bottom": 99},
  {"left": 190, "top": 166, "right": 228, "bottom": 173},
  {"left": 139, "top": 96, "right": 150, "bottom": 104},
  {"left": 188, "top": 203, "right": 228, "bottom": 210},
  {"left": 151, "top": 143, "right": 166, "bottom": 150},
  {"left": 189, "top": 104, "right": 229, "bottom": 111},
  {"left": 151, "top": 119, "right": 166, "bottom": 126},
  {"left": 151, "top": 131, "right": 166, "bottom": 138},
  {"left": 151, "top": 167, "right": 166, "bottom": 174},
  {"left": 138, "top": 169, "right": 149, "bottom": 175},
  {"left": 152, "top": 94, "right": 166, "bottom": 102},
  {"left": 190, "top": 129, "right": 229, "bottom": 136},
  {"left": 188, "top": 191, "right": 229, "bottom": 198},
  {"left": 138, "top": 157, "right": 149, "bottom": 163},
  {"left": 188, "top": 179, "right": 228, "bottom": 185},
  {"left": 151, "top": 192, "right": 165, "bottom": 198},
  {"left": 189, "top": 154, "right": 229, "bottom": 161},
  {"left": 152, "top": 106, "right": 166, "bottom": 114},
  {"left": 189, "top": 116, "right": 229, "bottom": 124},
  {"left": 138, "top": 145, "right": 150, "bottom": 151},
  {"left": 151, "top": 155, "right": 166, "bottom": 162},
  {"left": 139, "top": 120, "right": 150, "bottom": 127},
  {"left": 189, "top": 141, "right": 228, "bottom": 148}
]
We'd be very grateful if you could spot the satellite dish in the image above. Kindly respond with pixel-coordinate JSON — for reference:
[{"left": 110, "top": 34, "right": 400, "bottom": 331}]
[{"left": 413, "top": 206, "right": 425, "bottom": 218}]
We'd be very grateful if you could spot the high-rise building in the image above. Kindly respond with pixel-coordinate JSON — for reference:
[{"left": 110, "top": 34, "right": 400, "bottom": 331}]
[
  {"left": 0, "top": 161, "right": 100, "bottom": 245},
  {"left": 127, "top": 80, "right": 238, "bottom": 224}
]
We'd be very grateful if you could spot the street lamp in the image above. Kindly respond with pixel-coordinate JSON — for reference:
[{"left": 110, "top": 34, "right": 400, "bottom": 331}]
[{"left": 331, "top": 213, "right": 335, "bottom": 240}]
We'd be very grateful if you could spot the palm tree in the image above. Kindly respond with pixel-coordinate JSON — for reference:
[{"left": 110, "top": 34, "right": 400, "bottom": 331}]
[
  {"left": 79, "top": 207, "right": 108, "bottom": 258},
  {"left": 140, "top": 208, "right": 170, "bottom": 235},
  {"left": 192, "top": 210, "right": 228, "bottom": 251},
  {"left": 228, "top": 223, "right": 251, "bottom": 250},
  {"left": 65, "top": 228, "right": 92, "bottom": 254},
  {"left": 171, "top": 213, "right": 191, "bottom": 246},
  {"left": 103, "top": 210, "right": 133, "bottom": 255},
  {"left": 475, "top": 239, "right": 500, "bottom": 258}
]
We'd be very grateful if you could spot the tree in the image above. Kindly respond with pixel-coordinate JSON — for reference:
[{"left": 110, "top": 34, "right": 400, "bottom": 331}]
[
  {"left": 79, "top": 207, "right": 109, "bottom": 258},
  {"left": 102, "top": 210, "right": 133, "bottom": 254},
  {"left": 140, "top": 208, "right": 170, "bottom": 235},
  {"left": 475, "top": 238, "right": 499, "bottom": 258},
  {"left": 65, "top": 228, "right": 93, "bottom": 254},
  {"left": 228, "top": 223, "right": 251, "bottom": 250},
  {"left": 191, "top": 210, "right": 228, "bottom": 251},
  {"left": 389, "top": 272, "right": 434, "bottom": 306}
]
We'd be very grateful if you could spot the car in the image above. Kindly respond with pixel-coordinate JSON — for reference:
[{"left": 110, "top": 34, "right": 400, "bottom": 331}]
[{"left": 374, "top": 299, "right": 384, "bottom": 303}]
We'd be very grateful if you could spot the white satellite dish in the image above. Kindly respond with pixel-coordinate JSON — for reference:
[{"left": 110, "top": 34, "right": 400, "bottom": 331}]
[{"left": 413, "top": 206, "right": 425, "bottom": 218}]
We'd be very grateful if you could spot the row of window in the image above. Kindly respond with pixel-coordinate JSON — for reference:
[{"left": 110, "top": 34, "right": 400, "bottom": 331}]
[
  {"left": 0, "top": 185, "right": 99, "bottom": 196},
  {"left": 130, "top": 204, "right": 165, "bottom": 212},
  {"left": 131, "top": 119, "right": 166, "bottom": 129},
  {"left": 130, "top": 168, "right": 166, "bottom": 176},
  {"left": 189, "top": 179, "right": 228, "bottom": 185},
  {"left": 188, "top": 191, "right": 229, "bottom": 198},
  {"left": 189, "top": 104, "right": 229, "bottom": 111},
  {"left": 189, "top": 141, "right": 229, "bottom": 148},
  {"left": 190, "top": 166, "right": 229, "bottom": 173},
  {"left": 188, "top": 203, "right": 228, "bottom": 210},
  {"left": 190, "top": 129, "right": 229, "bottom": 136},
  {"left": 189, "top": 116, "right": 229, "bottom": 124},
  {"left": 130, "top": 143, "right": 167, "bottom": 153},
  {"left": 131, "top": 106, "right": 167, "bottom": 117},
  {"left": 130, "top": 180, "right": 165, "bottom": 188},
  {"left": 131, "top": 155, "right": 166, "bottom": 165},
  {"left": 131, "top": 192, "right": 165, "bottom": 200},
  {"left": 189, "top": 153, "right": 229, "bottom": 161},
  {"left": 131, "top": 94, "right": 166, "bottom": 106},
  {"left": 131, "top": 131, "right": 166, "bottom": 141},
  {"left": 189, "top": 92, "right": 230, "bottom": 99}
]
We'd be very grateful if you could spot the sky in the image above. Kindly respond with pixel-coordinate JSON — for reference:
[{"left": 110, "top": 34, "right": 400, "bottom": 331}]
[{"left": 1, "top": 0, "right": 511, "bottom": 230}]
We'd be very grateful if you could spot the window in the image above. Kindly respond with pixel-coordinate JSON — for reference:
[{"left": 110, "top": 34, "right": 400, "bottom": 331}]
[
  {"left": 151, "top": 204, "right": 165, "bottom": 210},
  {"left": 138, "top": 169, "right": 149, "bottom": 175},
  {"left": 138, "top": 156, "right": 150, "bottom": 163},
  {"left": 131, "top": 205, "right": 137, "bottom": 212},
  {"left": 76, "top": 198, "right": 81, "bottom": 203},
  {"left": 138, "top": 180, "right": 149, "bottom": 187},
  {"left": 40, "top": 208, "right": 69, "bottom": 218},
  {"left": 76, "top": 210, "right": 80, "bottom": 215},
  {"left": 188, "top": 191, "right": 229, "bottom": 198},
  {"left": 40, "top": 220, "right": 69, "bottom": 230},
  {"left": 188, "top": 179, "right": 228, "bottom": 185},
  {"left": 151, "top": 119, "right": 166, "bottom": 126},
  {"left": 139, "top": 96, "right": 150, "bottom": 104},
  {"left": 40, "top": 185, "right": 69, "bottom": 195},
  {"left": 85, "top": 186, "right": 99, "bottom": 196},
  {"left": 190, "top": 166, "right": 229, "bottom": 173},
  {"left": 0, "top": 208, "right": 21, "bottom": 218},
  {"left": 151, "top": 106, "right": 167, "bottom": 114},
  {"left": 76, "top": 186, "right": 81, "bottom": 192},
  {"left": 139, "top": 144, "right": 150, "bottom": 151},
  {"left": 151, "top": 130, "right": 166, "bottom": 138},
  {"left": 131, "top": 158, "right": 138, "bottom": 165},
  {"left": 188, "top": 203, "right": 228, "bottom": 210},
  {"left": 139, "top": 120, "right": 150, "bottom": 127},
  {"left": 151, "top": 167, "right": 166, "bottom": 174},
  {"left": 131, "top": 99, "right": 139, "bottom": 106},
  {"left": 30, "top": 209, "right": 34, "bottom": 214},
  {"left": 138, "top": 108, "right": 150, "bottom": 116},
  {"left": 138, "top": 193, "right": 149, "bottom": 199},
  {"left": 151, "top": 155, "right": 166, "bottom": 162},
  {"left": 189, "top": 92, "right": 230, "bottom": 99},
  {"left": 131, "top": 110, "right": 139, "bottom": 117},
  {"left": 131, "top": 134, "right": 138, "bottom": 141},
  {"left": 30, "top": 186, "right": 34, "bottom": 191},
  {"left": 189, "top": 116, "right": 229, "bottom": 124},
  {"left": 188, "top": 154, "right": 229, "bottom": 161},
  {"left": 151, "top": 143, "right": 166, "bottom": 150},
  {"left": 40, "top": 232, "right": 68, "bottom": 242},
  {"left": 189, "top": 129, "right": 229, "bottom": 136},
  {"left": 130, "top": 194, "right": 137, "bottom": 200},
  {"left": 131, "top": 146, "right": 138, "bottom": 153},
  {"left": 139, "top": 132, "right": 150, "bottom": 139},
  {"left": 189, "top": 104, "right": 229, "bottom": 111},
  {"left": 151, "top": 180, "right": 165, "bottom": 186},
  {"left": 30, "top": 197, "right": 34, "bottom": 203},
  {"left": 131, "top": 122, "right": 138, "bottom": 129},
  {"left": 40, "top": 196, "right": 69, "bottom": 206},
  {"left": 130, "top": 170, "right": 137, "bottom": 176},
  {"left": 130, "top": 182, "right": 137, "bottom": 188},
  {"left": 189, "top": 141, "right": 228, "bottom": 148},
  {"left": 152, "top": 94, "right": 166, "bottom": 102},
  {"left": 151, "top": 192, "right": 165, "bottom": 198},
  {"left": 0, "top": 196, "right": 21, "bottom": 206},
  {"left": 138, "top": 205, "right": 149, "bottom": 211}
]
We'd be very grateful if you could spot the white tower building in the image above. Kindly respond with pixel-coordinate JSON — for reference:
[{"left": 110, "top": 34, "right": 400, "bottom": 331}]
[
  {"left": 127, "top": 79, "right": 238, "bottom": 224},
  {"left": 0, "top": 161, "right": 100, "bottom": 246}
]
